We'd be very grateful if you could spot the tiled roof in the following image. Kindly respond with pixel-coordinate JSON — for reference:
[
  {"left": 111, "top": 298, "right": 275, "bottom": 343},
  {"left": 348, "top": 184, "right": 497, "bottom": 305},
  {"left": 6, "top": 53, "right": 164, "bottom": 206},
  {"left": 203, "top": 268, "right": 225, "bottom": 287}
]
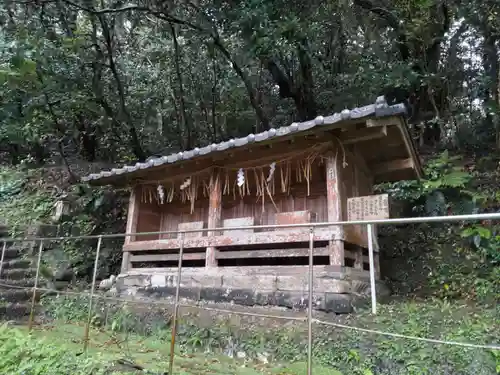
[{"left": 81, "top": 96, "right": 406, "bottom": 183}]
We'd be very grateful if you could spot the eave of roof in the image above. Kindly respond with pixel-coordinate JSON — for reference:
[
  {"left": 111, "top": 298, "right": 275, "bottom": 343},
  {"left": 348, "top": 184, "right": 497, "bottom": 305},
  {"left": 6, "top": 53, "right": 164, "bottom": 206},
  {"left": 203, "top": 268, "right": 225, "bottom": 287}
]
[{"left": 82, "top": 96, "right": 417, "bottom": 184}]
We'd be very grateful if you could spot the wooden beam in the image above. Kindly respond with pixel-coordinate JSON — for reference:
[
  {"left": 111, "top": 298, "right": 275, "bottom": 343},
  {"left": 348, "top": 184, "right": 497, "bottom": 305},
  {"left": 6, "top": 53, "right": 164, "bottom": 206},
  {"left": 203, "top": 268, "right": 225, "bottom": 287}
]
[
  {"left": 129, "top": 247, "right": 369, "bottom": 263},
  {"left": 366, "top": 116, "right": 400, "bottom": 128},
  {"left": 122, "top": 187, "right": 140, "bottom": 273},
  {"left": 372, "top": 158, "right": 413, "bottom": 175},
  {"left": 325, "top": 150, "right": 345, "bottom": 266},
  {"left": 123, "top": 229, "right": 342, "bottom": 252},
  {"left": 220, "top": 140, "right": 331, "bottom": 169},
  {"left": 217, "top": 247, "right": 329, "bottom": 259},
  {"left": 130, "top": 253, "right": 206, "bottom": 262},
  {"left": 397, "top": 118, "right": 423, "bottom": 179},
  {"left": 206, "top": 168, "right": 222, "bottom": 267},
  {"left": 339, "top": 126, "right": 387, "bottom": 145}
]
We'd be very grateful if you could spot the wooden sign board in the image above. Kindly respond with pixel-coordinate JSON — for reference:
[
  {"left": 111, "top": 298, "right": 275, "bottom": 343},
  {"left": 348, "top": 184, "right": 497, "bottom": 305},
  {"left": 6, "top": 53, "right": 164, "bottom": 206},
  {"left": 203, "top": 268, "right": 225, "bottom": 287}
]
[{"left": 347, "top": 194, "right": 389, "bottom": 221}]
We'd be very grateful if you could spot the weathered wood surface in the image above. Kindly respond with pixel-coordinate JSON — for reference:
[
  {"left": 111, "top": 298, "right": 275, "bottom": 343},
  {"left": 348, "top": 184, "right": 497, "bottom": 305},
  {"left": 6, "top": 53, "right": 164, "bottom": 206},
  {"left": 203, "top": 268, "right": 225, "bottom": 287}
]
[
  {"left": 206, "top": 169, "right": 222, "bottom": 266},
  {"left": 178, "top": 221, "right": 204, "bottom": 238},
  {"left": 216, "top": 247, "right": 329, "bottom": 259},
  {"left": 340, "top": 126, "right": 387, "bottom": 145},
  {"left": 222, "top": 217, "right": 254, "bottom": 237},
  {"left": 274, "top": 210, "right": 315, "bottom": 233},
  {"left": 130, "top": 252, "right": 206, "bottom": 262},
  {"left": 122, "top": 188, "right": 140, "bottom": 273},
  {"left": 128, "top": 247, "right": 371, "bottom": 264},
  {"left": 123, "top": 229, "right": 344, "bottom": 252},
  {"left": 325, "top": 150, "right": 345, "bottom": 266},
  {"left": 125, "top": 188, "right": 140, "bottom": 244}
]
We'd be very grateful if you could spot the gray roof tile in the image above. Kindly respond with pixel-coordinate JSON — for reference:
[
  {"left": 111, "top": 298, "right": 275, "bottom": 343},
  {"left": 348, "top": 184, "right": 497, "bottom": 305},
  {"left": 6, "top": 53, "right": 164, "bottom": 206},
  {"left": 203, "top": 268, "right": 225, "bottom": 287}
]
[{"left": 81, "top": 96, "right": 406, "bottom": 182}]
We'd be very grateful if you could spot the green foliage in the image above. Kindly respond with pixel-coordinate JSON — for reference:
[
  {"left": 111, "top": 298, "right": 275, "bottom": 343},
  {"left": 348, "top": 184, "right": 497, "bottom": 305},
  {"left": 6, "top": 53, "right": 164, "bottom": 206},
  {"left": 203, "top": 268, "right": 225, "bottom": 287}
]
[
  {"left": 0, "top": 167, "right": 54, "bottom": 233},
  {"left": 0, "top": 0, "right": 498, "bottom": 165},
  {"left": 377, "top": 151, "right": 478, "bottom": 215}
]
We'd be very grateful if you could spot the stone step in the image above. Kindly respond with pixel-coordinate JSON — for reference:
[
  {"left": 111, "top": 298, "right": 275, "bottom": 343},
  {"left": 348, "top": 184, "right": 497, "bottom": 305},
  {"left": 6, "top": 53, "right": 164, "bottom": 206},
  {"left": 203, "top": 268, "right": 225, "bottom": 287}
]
[
  {"left": 0, "top": 278, "right": 36, "bottom": 288},
  {"left": 1, "top": 248, "right": 26, "bottom": 261},
  {"left": 0, "top": 302, "right": 34, "bottom": 320},
  {"left": 0, "top": 289, "right": 40, "bottom": 303},
  {"left": 0, "top": 268, "right": 37, "bottom": 280},
  {"left": 0, "top": 259, "right": 32, "bottom": 270}
]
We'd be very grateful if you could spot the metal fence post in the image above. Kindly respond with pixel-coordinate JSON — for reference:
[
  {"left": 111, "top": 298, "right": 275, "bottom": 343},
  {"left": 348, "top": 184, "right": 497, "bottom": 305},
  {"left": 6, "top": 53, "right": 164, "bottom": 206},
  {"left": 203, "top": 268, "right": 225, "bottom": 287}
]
[
  {"left": 83, "top": 235, "right": 102, "bottom": 351},
  {"left": 0, "top": 241, "right": 7, "bottom": 278},
  {"left": 28, "top": 240, "right": 44, "bottom": 331},
  {"left": 307, "top": 226, "right": 314, "bottom": 375},
  {"left": 168, "top": 231, "right": 185, "bottom": 375},
  {"left": 367, "top": 224, "right": 377, "bottom": 314}
]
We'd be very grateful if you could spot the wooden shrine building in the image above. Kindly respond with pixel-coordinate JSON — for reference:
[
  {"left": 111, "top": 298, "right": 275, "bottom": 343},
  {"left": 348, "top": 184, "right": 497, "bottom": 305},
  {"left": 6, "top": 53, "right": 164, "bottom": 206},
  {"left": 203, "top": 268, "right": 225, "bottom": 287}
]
[{"left": 83, "top": 96, "right": 422, "bottom": 313}]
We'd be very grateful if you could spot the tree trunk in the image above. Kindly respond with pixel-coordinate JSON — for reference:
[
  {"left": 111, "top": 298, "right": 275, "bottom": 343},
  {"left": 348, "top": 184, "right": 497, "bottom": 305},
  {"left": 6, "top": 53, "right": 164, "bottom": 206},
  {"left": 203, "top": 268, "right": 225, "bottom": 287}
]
[
  {"left": 481, "top": 27, "right": 500, "bottom": 148},
  {"left": 98, "top": 14, "right": 146, "bottom": 161},
  {"left": 170, "top": 23, "right": 192, "bottom": 149}
]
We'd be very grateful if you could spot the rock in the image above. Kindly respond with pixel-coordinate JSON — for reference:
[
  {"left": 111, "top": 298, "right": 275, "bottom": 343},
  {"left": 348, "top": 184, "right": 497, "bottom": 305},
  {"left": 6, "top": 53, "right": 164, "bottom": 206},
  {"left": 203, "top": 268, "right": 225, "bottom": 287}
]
[
  {"left": 236, "top": 351, "right": 246, "bottom": 359},
  {"left": 257, "top": 352, "right": 269, "bottom": 364},
  {"left": 54, "top": 268, "right": 74, "bottom": 282},
  {"left": 99, "top": 275, "right": 117, "bottom": 291}
]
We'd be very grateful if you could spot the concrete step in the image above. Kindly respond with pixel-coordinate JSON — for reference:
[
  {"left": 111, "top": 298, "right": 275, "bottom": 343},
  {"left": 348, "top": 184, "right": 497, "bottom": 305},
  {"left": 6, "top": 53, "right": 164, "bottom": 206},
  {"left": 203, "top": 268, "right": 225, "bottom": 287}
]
[
  {"left": 0, "top": 289, "right": 40, "bottom": 303},
  {"left": 0, "top": 302, "right": 34, "bottom": 320},
  {"left": 0, "top": 259, "right": 32, "bottom": 270},
  {"left": 0, "top": 268, "right": 37, "bottom": 280}
]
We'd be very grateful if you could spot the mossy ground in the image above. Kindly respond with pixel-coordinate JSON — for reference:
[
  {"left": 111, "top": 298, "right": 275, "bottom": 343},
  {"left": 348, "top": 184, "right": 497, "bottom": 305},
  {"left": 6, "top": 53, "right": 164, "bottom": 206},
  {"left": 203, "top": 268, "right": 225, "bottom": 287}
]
[
  {"left": 29, "top": 294, "right": 500, "bottom": 375},
  {"left": 6, "top": 322, "right": 334, "bottom": 374}
]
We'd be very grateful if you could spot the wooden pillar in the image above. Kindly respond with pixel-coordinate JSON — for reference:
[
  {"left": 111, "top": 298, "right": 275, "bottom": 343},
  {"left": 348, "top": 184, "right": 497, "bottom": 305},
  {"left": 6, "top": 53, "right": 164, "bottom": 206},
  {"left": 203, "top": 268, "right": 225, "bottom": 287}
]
[
  {"left": 206, "top": 169, "right": 222, "bottom": 267},
  {"left": 122, "top": 187, "right": 139, "bottom": 273},
  {"left": 325, "top": 151, "right": 345, "bottom": 266}
]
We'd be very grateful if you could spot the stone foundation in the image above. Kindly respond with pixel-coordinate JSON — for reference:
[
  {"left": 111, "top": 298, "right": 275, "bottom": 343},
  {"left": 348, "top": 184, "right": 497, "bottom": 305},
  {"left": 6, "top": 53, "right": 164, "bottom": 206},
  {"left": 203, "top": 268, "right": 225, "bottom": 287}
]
[{"left": 115, "top": 266, "right": 390, "bottom": 314}]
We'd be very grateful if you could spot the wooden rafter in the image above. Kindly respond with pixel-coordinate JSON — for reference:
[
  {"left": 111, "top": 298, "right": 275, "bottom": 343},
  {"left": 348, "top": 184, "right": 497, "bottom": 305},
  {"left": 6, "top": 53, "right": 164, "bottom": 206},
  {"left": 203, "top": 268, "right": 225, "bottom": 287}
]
[
  {"left": 339, "top": 126, "right": 388, "bottom": 144},
  {"left": 372, "top": 158, "right": 414, "bottom": 175}
]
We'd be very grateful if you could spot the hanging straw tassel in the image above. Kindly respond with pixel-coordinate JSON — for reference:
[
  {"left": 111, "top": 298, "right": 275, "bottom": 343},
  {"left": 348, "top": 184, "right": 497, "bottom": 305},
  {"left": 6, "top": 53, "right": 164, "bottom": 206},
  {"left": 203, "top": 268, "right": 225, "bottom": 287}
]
[
  {"left": 280, "top": 164, "right": 286, "bottom": 193},
  {"left": 223, "top": 170, "right": 230, "bottom": 195},
  {"left": 264, "top": 178, "right": 279, "bottom": 212},
  {"left": 253, "top": 168, "right": 262, "bottom": 199},
  {"left": 168, "top": 184, "right": 175, "bottom": 202},
  {"left": 245, "top": 169, "right": 251, "bottom": 196},
  {"left": 260, "top": 168, "right": 266, "bottom": 212},
  {"left": 287, "top": 161, "right": 291, "bottom": 194}
]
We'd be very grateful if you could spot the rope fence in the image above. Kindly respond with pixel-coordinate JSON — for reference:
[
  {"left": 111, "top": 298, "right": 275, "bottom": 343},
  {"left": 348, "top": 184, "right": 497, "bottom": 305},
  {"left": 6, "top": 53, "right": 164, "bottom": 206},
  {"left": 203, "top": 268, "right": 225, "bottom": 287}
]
[
  {"left": 1, "top": 280, "right": 498, "bottom": 351},
  {"left": 0, "top": 212, "right": 499, "bottom": 374}
]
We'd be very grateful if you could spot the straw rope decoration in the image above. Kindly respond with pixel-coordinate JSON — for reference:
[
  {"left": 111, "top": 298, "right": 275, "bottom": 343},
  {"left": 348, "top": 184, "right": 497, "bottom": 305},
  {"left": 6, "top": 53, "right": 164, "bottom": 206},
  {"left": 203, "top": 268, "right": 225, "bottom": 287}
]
[{"left": 136, "top": 142, "right": 346, "bottom": 213}]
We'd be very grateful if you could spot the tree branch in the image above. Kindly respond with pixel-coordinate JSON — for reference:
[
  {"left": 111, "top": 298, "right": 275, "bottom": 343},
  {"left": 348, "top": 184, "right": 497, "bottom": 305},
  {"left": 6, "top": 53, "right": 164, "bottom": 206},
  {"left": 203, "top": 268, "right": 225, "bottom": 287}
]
[{"left": 353, "top": 0, "right": 410, "bottom": 60}]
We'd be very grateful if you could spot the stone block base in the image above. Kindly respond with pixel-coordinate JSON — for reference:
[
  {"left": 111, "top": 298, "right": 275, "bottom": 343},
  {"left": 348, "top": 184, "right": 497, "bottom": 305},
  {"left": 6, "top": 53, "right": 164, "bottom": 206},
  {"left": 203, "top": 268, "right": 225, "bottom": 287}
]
[{"left": 115, "top": 266, "right": 390, "bottom": 314}]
